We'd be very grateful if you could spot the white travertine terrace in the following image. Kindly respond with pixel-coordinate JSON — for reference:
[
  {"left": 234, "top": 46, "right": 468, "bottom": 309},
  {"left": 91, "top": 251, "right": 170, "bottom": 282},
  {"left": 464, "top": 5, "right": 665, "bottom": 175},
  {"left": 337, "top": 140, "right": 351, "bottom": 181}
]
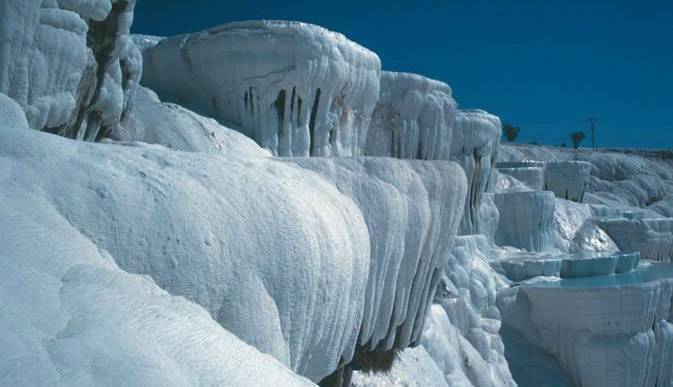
[
  {"left": 553, "top": 198, "right": 619, "bottom": 253},
  {"left": 3, "top": 1, "right": 673, "bottom": 384},
  {"left": 544, "top": 160, "right": 592, "bottom": 202},
  {"left": 422, "top": 235, "right": 517, "bottom": 387},
  {"left": 598, "top": 218, "right": 673, "bottom": 262},
  {"left": 366, "top": 71, "right": 457, "bottom": 160},
  {"left": 0, "top": 126, "right": 324, "bottom": 385},
  {"left": 496, "top": 161, "right": 546, "bottom": 191},
  {"left": 288, "top": 157, "right": 467, "bottom": 352},
  {"left": 0, "top": 0, "right": 140, "bottom": 140},
  {"left": 496, "top": 160, "right": 592, "bottom": 202},
  {"left": 365, "top": 71, "right": 501, "bottom": 238},
  {"left": 0, "top": 124, "right": 372, "bottom": 382},
  {"left": 141, "top": 20, "right": 381, "bottom": 157},
  {"left": 113, "top": 86, "right": 271, "bottom": 156},
  {"left": 451, "top": 109, "right": 502, "bottom": 236},
  {"left": 478, "top": 193, "right": 500, "bottom": 245},
  {"left": 499, "top": 262, "right": 673, "bottom": 387},
  {"left": 494, "top": 191, "right": 556, "bottom": 252},
  {"left": 0, "top": 92, "right": 29, "bottom": 129},
  {"left": 494, "top": 251, "right": 639, "bottom": 282}
]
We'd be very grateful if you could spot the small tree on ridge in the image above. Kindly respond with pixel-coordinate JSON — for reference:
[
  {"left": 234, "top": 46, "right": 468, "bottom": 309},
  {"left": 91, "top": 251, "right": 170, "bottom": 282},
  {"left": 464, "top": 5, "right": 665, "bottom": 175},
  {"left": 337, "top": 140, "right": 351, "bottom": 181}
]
[
  {"left": 570, "top": 131, "right": 586, "bottom": 149},
  {"left": 503, "top": 123, "right": 520, "bottom": 142}
]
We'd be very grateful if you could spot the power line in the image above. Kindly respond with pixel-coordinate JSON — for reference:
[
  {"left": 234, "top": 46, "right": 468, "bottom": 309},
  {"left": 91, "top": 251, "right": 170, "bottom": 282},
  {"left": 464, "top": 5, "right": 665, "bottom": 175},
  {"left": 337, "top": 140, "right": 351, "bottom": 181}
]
[
  {"left": 512, "top": 135, "right": 663, "bottom": 147},
  {"left": 586, "top": 117, "right": 597, "bottom": 149}
]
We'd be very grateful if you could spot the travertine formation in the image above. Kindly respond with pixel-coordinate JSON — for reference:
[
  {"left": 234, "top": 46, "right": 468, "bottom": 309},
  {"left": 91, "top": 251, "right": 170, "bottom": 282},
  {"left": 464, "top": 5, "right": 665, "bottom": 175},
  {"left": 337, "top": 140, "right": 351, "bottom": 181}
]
[
  {"left": 0, "top": 124, "right": 373, "bottom": 382},
  {"left": 3, "top": 2, "right": 673, "bottom": 386},
  {"left": 422, "top": 236, "right": 516, "bottom": 387},
  {"left": 544, "top": 161, "right": 592, "bottom": 202},
  {"left": 496, "top": 161, "right": 546, "bottom": 191},
  {"left": 366, "top": 71, "right": 456, "bottom": 160},
  {"left": 141, "top": 20, "right": 381, "bottom": 157},
  {"left": 597, "top": 218, "right": 673, "bottom": 262},
  {"left": 493, "top": 191, "right": 556, "bottom": 252},
  {"left": 494, "top": 251, "right": 639, "bottom": 282},
  {"left": 289, "top": 158, "right": 467, "bottom": 352},
  {"left": 0, "top": 0, "right": 141, "bottom": 140},
  {"left": 499, "top": 262, "right": 673, "bottom": 387},
  {"left": 365, "top": 72, "right": 501, "bottom": 238},
  {"left": 113, "top": 86, "right": 271, "bottom": 156},
  {"left": 0, "top": 128, "right": 315, "bottom": 387},
  {"left": 451, "top": 109, "right": 502, "bottom": 235}
]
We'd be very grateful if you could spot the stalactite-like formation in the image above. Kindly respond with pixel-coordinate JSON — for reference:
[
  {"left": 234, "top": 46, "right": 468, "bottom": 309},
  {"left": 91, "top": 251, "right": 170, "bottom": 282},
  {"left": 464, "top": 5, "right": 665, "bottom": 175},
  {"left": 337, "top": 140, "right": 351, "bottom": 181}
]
[{"left": 141, "top": 21, "right": 381, "bottom": 156}]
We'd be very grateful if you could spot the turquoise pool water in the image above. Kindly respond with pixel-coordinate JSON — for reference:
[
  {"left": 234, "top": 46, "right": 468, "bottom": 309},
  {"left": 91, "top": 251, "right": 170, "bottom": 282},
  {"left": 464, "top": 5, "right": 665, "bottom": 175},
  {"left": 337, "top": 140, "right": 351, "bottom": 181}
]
[{"left": 530, "top": 262, "right": 673, "bottom": 289}]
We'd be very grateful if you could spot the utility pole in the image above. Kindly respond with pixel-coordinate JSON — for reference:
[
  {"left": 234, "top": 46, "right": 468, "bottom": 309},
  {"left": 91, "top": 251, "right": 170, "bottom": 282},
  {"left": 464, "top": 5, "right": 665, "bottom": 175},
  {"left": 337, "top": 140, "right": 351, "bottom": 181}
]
[{"left": 587, "top": 117, "right": 597, "bottom": 149}]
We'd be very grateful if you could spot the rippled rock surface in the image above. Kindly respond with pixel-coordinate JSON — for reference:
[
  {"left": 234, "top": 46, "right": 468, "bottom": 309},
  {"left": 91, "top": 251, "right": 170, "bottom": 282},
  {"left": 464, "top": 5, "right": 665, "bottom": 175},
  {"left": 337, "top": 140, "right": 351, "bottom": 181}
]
[
  {"left": 0, "top": 124, "right": 373, "bottom": 382},
  {"left": 289, "top": 157, "right": 467, "bottom": 353}
]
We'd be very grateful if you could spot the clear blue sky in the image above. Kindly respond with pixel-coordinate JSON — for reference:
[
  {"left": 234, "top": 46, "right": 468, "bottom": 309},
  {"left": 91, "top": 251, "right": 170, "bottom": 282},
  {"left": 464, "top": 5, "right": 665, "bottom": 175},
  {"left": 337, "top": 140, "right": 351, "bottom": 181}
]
[{"left": 133, "top": 0, "right": 673, "bottom": 149}]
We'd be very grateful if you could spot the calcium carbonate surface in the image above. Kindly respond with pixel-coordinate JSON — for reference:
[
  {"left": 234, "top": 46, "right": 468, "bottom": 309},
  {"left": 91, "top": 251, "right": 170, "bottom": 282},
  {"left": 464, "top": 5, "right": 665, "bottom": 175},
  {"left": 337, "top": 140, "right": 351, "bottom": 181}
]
[
  {"left": 499, "top": 262, "right": 673, "bottom": 387},
  {"left": 141, "top": 20, "right": 381, "bottom": 157},
  {"left": 366, "top": 71, "right": 456, "bottom": 160},
  {"left": 289, "top": 157, "right": 467, "bottom": 352},
  {"left": 422, "top": 236, "right": 516, "bottom": 387},
  {"left": 493, "top": 191, "right": 556, "bottom": 252},
  {"left": 0, "top": 125, "right": 370, "bottom": 382},
  {"left": 0, "top": 0, "right": 141, "bottom": 140}
]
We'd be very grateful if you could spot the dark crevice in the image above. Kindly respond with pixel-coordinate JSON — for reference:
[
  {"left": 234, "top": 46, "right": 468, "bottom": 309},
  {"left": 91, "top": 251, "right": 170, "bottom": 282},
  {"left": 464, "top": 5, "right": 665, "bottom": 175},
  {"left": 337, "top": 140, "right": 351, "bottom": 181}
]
[
  {"left": 274, "top": 89, "right": 287, "bottom": 136},
  {"left": 397, "top": 131, "right": 403, "bottom": 158},
  {"left": 244, "top": 90, "right": 248, "bottom": 110},
  {"left": 470, "top": 149, "right": 483, "bottom": 231},
  {"left": 92, "top": 112, "right": 109, "bottom": 142},
  {"left": 61, "top": 57, "right": 97, "bottom": 138},
  {"left": 120, "top": 58, "right": 133, "bottom": 94},
  {"left": 290, "top": 86, "right": 296, "bottom": 122},
  {"left": 394, "top": 130, "right": 403, "bottom": 158},
  {"left": 248, "top": 86, "right": 254, "bottom": 114},
  {"left": 297, "top": 96, "right": 303, "bottom": 125},
  {"left": 308, "top": 88, "right": 321, "bottom": 156},
  {"left": 319, "top": 349, "right": 399, "bottom": 387},
  {"left": 319, "top": 362, "right": 352, "bottom": 387},
  {"left": 350, "top": 348, "right": 398, "bottom": 373},
  {"left": 329, "top": 128, "right": 336, "bottom": 146},
  {"left": 58, "top": 0, "right": 131, "bottom": 141},
  {"left": 83, "top": 0, "right": 129, "bottom": 141}
]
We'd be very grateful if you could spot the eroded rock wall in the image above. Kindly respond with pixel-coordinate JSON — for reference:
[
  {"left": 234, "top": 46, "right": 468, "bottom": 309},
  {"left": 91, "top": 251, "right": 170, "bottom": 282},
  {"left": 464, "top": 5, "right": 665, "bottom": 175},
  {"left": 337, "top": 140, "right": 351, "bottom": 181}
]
[
  {"left": 366, "top": 71, "right": 456, "bottom": 160},
  {"left": 0, "top": 0, "right": 141, "bottom": 140},
  {"left": 288, "top": 157, "right": 467, "bottom": 353},
  {"left": 141, "top": 20, "right": 381, "bottom": 157}
]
